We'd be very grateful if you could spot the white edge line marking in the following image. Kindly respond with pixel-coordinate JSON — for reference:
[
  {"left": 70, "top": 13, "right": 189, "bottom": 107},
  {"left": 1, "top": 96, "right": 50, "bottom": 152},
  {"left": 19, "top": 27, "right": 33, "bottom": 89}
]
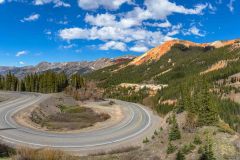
[{"left": 1, "top": 101, "right": 152, "bottom": 148}]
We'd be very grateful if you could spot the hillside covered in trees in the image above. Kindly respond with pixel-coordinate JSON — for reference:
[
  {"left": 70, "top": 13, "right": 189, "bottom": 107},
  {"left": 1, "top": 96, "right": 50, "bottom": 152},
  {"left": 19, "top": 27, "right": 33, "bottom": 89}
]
[
  {"left": 85, "top": 42, "right": 240, "bottom": 133},
  {"left": 0, "top": 71, "right": 85, "bottom": 93}
]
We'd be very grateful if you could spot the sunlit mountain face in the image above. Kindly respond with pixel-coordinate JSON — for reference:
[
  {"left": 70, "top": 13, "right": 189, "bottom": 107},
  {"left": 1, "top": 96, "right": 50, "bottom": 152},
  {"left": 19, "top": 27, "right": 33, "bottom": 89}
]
[{"left": 0, "top": 0, "right": 239, "bottom": 66}]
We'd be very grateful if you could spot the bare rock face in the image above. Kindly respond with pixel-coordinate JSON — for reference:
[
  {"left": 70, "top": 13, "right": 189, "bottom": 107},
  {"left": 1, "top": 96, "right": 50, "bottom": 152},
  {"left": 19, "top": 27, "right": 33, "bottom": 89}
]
[{"left": 0, "top": 56, "right": 135, "bottom": 78}]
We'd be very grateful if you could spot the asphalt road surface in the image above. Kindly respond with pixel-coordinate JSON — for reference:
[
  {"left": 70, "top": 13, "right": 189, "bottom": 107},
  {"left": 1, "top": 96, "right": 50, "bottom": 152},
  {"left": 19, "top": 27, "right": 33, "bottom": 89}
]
[{"left": 0, "top": 92, "right": 160, "bottom": 154}]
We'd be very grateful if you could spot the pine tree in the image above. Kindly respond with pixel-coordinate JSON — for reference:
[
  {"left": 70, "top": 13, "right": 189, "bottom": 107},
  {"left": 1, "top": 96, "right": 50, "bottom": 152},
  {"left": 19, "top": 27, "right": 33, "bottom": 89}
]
[
  {"left": 177, "top": 85, "right": 185, "bottom": 113},
  {"left": 169, "top": 114, "right": 181, "bottom": 141},
  {"left": 199, "top": 136, "right": 216, "bottom": 160},
  {"left": 70, "top": 74, "right": 85, "bottom": 89},
  {"left": 197, "top": 80, "right": 219, "bottom": 126}
]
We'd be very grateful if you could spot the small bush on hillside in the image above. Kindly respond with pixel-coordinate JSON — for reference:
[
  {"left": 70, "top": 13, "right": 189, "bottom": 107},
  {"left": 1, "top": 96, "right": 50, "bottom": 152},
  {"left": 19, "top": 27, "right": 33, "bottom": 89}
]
[
  {"left": 193, "top": 135, "right": 202, "bottom": 145},
  {"left": 176, "top": 150, "right": 186, "bottom": 160},
  {"left": 181, "top": 143, "right": 195, "bottom": 155},
  {"left": 154, "top": 130, "right": 159, "bottom": 136},
  {"left": 167, "top": 142, "right": 177, "bottom": 154},
  {"left": 0, "top": 143, "right": 15, "bottom": 158},
  {"left": 143, "top": 137, "right": 150, "bottom": 143}
]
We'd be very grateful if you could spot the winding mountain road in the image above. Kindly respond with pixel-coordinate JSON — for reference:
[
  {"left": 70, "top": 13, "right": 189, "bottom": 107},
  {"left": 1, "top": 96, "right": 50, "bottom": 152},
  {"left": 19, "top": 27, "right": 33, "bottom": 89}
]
[{"left": 0, "top": 92, "right": 160, "bottom": 154}]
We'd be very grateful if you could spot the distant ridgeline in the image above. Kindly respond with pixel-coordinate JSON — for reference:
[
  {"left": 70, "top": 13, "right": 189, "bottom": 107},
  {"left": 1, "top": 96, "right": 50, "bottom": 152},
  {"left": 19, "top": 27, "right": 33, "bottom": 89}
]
[{"left": 0, "top": 71, "right": 85, "bottom": 93}]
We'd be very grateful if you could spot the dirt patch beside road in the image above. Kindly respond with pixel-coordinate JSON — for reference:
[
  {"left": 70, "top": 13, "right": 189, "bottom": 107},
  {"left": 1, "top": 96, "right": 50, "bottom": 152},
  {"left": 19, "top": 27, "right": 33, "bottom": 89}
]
[{"left": 14, "top": 93, "right": 124, "bottom": 133}]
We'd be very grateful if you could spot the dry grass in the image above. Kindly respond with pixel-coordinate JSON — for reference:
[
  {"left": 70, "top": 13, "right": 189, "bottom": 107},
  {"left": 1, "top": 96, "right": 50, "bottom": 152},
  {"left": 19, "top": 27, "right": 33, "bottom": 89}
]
[
  {"left": 45, "top": 109, "right": 110, "bottom": 130},
  {"left": 89, "top": 146, "right": 140, "bottom": 156},
  {"left": 12, "top": 147, "right": 77, "bottom": 160},
  {"left": 32, "top": 104, "right": 110, "bottom": 131},
  {"left": 217, "top": 121, "right": 235, "bottom": 135}
]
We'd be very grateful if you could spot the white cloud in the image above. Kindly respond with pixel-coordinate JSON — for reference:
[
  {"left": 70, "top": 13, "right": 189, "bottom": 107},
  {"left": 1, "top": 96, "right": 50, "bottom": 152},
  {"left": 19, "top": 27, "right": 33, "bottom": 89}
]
[
  {"left": 130, "top": 44, "right": 149, "bottom": 52},
  {"left": 185, "top": 26, "right": 205, "bottom": 37},
  {"left": 53, "top": 0, "right": 70, "bottom": 7},
  {"left": 45, "top": 31, "right": 52, "bottom": 35},
  {"left": 59, "top": 26, "right": 170, "bottom": 47},
  {"left": 143, "top": 0, "right": 207, "bottom": 20},
  {"left": 100, "top": 41, "right": 127, "bottom": 51},
  {"left": 0, "top": 0, "right": 5, "bottom": 4},
  {"left": 78, "top": 0, "right": 131, "bottom": 10},
  {"left": 16, "top": 50, "right": 27, "bottom": 57},
  {"left": 144, "top": 20, "right": 172, "bottom": 28},
  {"left": 59, "top": 28, "right": 89, "bottom": 40},
  {"left": 34, "top": 0, "right": 70, "bottom": 7},
  {"left": 208, "top": 3, "right": 217, "bottom": 14},
  {"left": 58, "top": 20, "right": 68, "bottom": 25},
  {"left": 61, "top": 44, "right": 76, "bottom": 49},
  {"left": 85, "top": 13, "right": 140, "bottom": 29},
  {"left": 59, "top": 0, "right": 209, "bottom": 52},
  {"left": 21, "top": 14, "right": 40, "bottom": 22},
  {"left": 167, "top": 24, "right": 182, "bottom": 36},
  {"left": 19, "top": 61, "right": 25, "bottom": 65},
  {"left": 120, "top": 0, "right": 207, "bottom": 26},
  {"left": 227, "top": 0, "right": 235, "bottom": 12},
  {"left": 85, "top": 13, "right": 117, "bottom": 27}
]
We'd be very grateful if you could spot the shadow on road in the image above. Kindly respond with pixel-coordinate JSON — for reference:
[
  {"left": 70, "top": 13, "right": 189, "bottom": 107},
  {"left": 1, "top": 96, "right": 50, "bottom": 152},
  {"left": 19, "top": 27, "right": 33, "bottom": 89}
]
[{"left": 0, "top": 128, "right": 16, "bottom": 131}]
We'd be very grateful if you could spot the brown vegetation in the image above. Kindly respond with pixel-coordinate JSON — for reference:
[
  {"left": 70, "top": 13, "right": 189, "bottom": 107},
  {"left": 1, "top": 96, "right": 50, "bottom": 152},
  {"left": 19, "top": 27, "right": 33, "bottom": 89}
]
[
  {"left": 31, "top": 104, "right": 110, "bottom": 131},
  {"left": 65, "top": 81, "right": 103, "bottom": 101},
  {"left": 12, "top": 147, "right": 76, "bottom": 160},
  {"left": 15, "top": 94, "right": 110, "bottom": 132}
]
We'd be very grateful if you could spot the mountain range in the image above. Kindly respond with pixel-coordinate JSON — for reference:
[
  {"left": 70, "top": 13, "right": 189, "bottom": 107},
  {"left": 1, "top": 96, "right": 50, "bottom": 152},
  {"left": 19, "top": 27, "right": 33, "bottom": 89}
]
[
  {"left": 0, "top": 55, "right": 135, "bottom": 78},
  {"left": 1, "top": 39, "right": 240, "bottom": 79}
]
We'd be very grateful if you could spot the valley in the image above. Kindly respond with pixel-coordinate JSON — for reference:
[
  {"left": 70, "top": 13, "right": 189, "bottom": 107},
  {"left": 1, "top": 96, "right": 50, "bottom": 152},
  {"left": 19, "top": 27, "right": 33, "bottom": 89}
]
[
  {"left": 0, "top": 39, "right": 240, "bottom": 160},
  {"left": 1, "top": 0, "right": 240, "bottom": 159}
]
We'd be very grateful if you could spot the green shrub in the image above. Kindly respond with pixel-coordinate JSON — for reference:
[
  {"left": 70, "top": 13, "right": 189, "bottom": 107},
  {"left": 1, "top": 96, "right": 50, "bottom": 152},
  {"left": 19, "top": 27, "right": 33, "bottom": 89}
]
[
  {"left": 193, "top": 135, "right": 202, "bottom": 145},
  {"left": 176, "top": 150, "right": 186, "bottom": 160},
  {"left": 143, "top": 137, "right": 149, "bottom": 144},
  {"left": 154, "top": 130, "right": 158, "bottom": 136},
  {"left": 167, "top": 142, "right": 177, "bottom": 154},
  {"left": 181, "top": 143, "right": 195, "bottom": 155}
]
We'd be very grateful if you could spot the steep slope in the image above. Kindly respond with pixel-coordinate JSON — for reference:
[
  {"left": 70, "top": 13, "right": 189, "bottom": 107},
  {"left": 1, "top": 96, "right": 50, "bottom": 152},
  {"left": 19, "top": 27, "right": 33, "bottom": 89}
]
[
  {"left": 129, "top": 39, "right": 239, "bottom": 66},
  {"left": 87, "top": 39, "right": 240, "bottom": 89},
  {"left": 86, "top": 38, "right": 240, "bottom": 134}
]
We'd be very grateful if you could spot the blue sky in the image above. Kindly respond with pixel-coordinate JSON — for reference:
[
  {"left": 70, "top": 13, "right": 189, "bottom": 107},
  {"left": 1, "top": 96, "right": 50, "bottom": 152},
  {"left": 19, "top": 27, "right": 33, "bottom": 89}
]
[{"left": 0, "top": 0, "right": 239, "bottom": 66}]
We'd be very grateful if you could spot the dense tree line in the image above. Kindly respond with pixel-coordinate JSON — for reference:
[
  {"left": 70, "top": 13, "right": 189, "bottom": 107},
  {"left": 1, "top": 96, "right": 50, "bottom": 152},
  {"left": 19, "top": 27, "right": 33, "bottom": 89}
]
[
  {"left": 217, "top": 99, "right": 240, "bottom": 132},
  {"left": 0, "top": 72, "right": 85, "bottom": 93},
  {"left": 178, "top": 78, "right": 219, "bottom": 128}
]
